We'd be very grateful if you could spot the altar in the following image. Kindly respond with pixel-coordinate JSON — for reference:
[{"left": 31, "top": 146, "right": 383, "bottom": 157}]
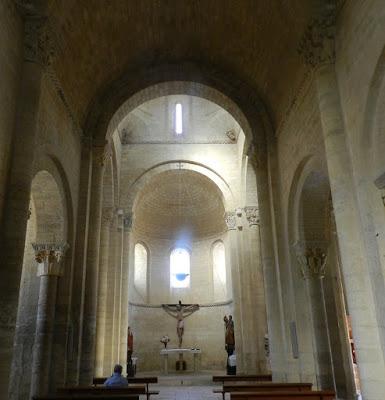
[{"left": 160, "top": 348, "right": 201, "bottom": 374}]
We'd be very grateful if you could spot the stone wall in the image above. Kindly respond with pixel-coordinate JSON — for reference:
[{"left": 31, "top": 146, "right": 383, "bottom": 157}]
[{"left": 0, "top": 0, "right": 23, "bottom": 225}]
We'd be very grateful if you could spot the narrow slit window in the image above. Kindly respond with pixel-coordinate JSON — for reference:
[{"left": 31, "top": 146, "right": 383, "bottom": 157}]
[{"left": 175, "top": 103, "right": 183, "bottom": 134}]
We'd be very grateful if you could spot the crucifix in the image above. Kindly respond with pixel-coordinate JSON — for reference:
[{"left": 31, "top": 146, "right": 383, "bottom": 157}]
[{"left": 162, "top": 300, "right": 199, "bottom": 348}]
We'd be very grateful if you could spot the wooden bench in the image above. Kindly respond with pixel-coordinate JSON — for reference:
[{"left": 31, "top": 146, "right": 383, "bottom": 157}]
[
  {"left": 230, "top": 391, "right": 335, "bottom": 400},
  {"left": 52, "top": 385, "right": 146, "bottom": 399},
  {"left": 93, "top": 376, "right": 159, "bottom": 400},
  {"left": 224, "top": 383, "right": 313, "bottom": 393},
  {"left": 213, "top": 375, "right": 273, "bottom": 383},
  {"left": 213, "top": 375, "right": 273, "bottom": 400},
  {"left": 33, "top": 396, "right": 141, "bottom": 400}
]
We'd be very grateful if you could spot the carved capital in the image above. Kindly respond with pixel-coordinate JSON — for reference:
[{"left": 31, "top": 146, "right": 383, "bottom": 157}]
[
  {"left": 123, "top": 212, "right": 133, "bottom": 231},
  {"left": 293, "top": 241, "right": 328, "bottom": 279},
  {"left": 224, "top": 211, "right": 237, "bottom": 231},
  {"left": 24, "top": 16, "right": 56, "bottom": 66},
  {"left": 244, "top": 206, "right": 259, "bottom": 227},
  {"left": 32, "top": 243, "right": 69, "bottom": 277},
  {"left": 298, "top": 7, "right": 336, "bottom": 68},
  {"left": 93, "top": 143, "right": 111, "bottom": 167},
  {"left": 101, "top": 207, "right": 114, "bottom": 226}
]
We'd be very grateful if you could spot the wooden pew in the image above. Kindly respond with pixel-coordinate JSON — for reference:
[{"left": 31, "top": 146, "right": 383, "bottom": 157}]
[
  {"left": 93, "top": 376, "right": 159, "bottom": 400},
  {"left": 34, "top": 396, "right": 141, "bottom": 400},
  {"left": 213, "top": 375, "right": 273, "bottom": 383},
  {"left": 224, "top": 383, "right": 313, "bottom": 393},
  {"left": 57, "top": 385, "right": 146, "bottom": 395},
  {"left": 213, "top": 375, "right": 273, "bottom": 400},
  {"left": 230, "top": 391, "right": 335, "bottom": 400}
]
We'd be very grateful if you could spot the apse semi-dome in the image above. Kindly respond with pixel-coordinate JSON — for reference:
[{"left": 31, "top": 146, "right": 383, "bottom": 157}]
[{"left": 133, "top": 169, "right": 226, "bottom": 239}]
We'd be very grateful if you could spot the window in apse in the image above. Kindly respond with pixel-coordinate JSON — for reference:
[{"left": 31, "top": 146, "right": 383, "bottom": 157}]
[
  {"left": 170, "top": 247, "right": 190, "bottom": 288},
  {"left": 213, "top": 241, "right": 226, "bottom": 298},
  {"left": 175, "top": 103, "right": 183, "bottom": 135},
  {"left": 134, "top": 243, "right": 148, "bottom": 295}
]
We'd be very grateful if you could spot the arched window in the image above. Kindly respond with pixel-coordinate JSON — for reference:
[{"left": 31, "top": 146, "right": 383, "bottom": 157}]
[
  {"left": 170, "top": 247, "right": 190, "bottom": 288},
  {"left": 175, "top": 103, "right": 183, "bottom": 134},
  {"left": 213, "top": 241, "right": 226, "bottom": 299},
  {"left": 134, "top": 243, "right": 148, "bottom": 295}
]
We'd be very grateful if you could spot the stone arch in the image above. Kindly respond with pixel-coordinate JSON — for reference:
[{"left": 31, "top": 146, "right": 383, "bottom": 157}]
[
  {"left": 126, "top": 160, "right": 234, "bottom": 211},
  {"left": 84, "top": 62, "right": 273, "bottom": 158},
  {"left": 287, "top": 155, "right": 355, "bottom": 397},
  {"left": 362, "top": 44, "right": 385, "bottom": 183},
  {"left": 10, "top": 166, "right": 68, "bottom": 399}
]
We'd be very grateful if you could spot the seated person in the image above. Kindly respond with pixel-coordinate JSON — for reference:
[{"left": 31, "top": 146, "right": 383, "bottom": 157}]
[{"left": 104, "top": 364, "right": 128, "bottom": 387}]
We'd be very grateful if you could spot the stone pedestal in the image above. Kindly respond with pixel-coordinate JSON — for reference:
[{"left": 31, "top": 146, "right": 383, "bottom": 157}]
[{"left": 30, "top": 243, "right": 68, "bottom": 398}]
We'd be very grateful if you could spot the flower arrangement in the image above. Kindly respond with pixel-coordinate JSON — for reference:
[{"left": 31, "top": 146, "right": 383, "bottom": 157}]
[{"left": 160, "top": 335, "right": 170, "bottom": 348}]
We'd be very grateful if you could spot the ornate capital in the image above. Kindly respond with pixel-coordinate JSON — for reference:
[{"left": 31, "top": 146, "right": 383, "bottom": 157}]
[
  {"left": 32, "top": 243, "right": 69, "bottom": 277},
  {"left": 224, "top": 211, "right": 237, "bottom": 231},
  {"left": 244, "top": 206, "right": 259, "bottom": 227},
  {"left": 93, "top": 143, "right": 111, "bottom": 167},
  {"left": 24, "top": 16, "right": 56, "bottom": 66},
  {"left": 101, "top": 207, "right": 114, "bottom": 226},
  {"left": 123, "top": 212, "right": 133, "bottom": 231},
  {"left": 293, "top": 241, "right": 328, "bottom": 279},
  {"left": 298, "top": 6, "right": 336, "bottom": 68}
]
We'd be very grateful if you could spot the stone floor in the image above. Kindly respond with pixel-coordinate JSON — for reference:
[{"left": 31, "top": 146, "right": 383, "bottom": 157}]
[{"left": 138, "top": 371, "right": 224, "bottom": 400}]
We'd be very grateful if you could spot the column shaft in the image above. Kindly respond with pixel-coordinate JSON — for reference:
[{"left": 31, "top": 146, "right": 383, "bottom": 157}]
[
  {"left": 119, "top": 226, "right": 130, "bottom": 366},
  {"left": 79, "top": 148, "right": 105, "bottom": 384},
  {"left": 0, "top": 36, "right": 46, "bottom": 400},
  {"left": 30, "top": 275, "right": 58, "bottom": 397},
  {"left": 95, "top": 209, "right": 113, "bottom": 376}
]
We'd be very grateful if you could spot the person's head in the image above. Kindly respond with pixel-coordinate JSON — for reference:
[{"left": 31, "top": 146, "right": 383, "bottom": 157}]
[
  {"left": 114, "top": 364, "right": 123, "bottom": 375},
  {"left": 229, "top": 315, "right": 233, "bottom": 321}
]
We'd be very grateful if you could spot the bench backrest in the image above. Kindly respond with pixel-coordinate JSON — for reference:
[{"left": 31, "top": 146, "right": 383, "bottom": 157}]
[
  {"left": 224, "top": 383, "right": 313, "bottom": 392},
  {"left": 213, "top": 375, "right": 273, "bottom": 382},
  {"left": 230, "top": 390, "right": 335, "bottom": 400},
  {"left": 93, "top": 376, "right": 158, "bottom": 385},
  {"left": 57, "top": 385, "right": 146, "bottom": 395},
  {"left": 34, "top": 396, "right": 141, "bottom": 400}
]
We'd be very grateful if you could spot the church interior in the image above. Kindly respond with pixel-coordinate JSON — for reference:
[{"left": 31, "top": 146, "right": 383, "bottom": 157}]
[{"left": 1, "top": 0, "right": 385, "bottom": 399}]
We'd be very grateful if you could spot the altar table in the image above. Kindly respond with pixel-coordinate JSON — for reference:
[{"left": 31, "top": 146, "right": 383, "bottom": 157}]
[{"left": 160, "top": 348, "right": 201, "bottom": 374}]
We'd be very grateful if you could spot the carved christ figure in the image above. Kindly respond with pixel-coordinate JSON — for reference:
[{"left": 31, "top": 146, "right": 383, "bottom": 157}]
[{"left": 162, "top": 300, "right": 199, "bottom": 348}]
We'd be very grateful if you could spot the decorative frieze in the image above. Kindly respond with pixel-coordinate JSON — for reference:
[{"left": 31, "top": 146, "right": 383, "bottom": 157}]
[
  {"left": 297, "top": 6, "right": 336, "bottom": 68},
  {"left": 32, "top": 243, "right": 69, "bottom": 277},
  {"left": 244, "top": 206, "right": 259, "bottom": 227},
  {"left": 293, "top": 241, "right": 328, "bottom": 279}
]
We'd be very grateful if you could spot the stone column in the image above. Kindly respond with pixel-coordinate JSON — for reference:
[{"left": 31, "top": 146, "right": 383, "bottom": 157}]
[
  {"left": 119, "top": 213, "right": 132, "bottom": 366},
  {"left": 111, "top": 212, "right": 123, "bottom": 365},
  {"left": 244, "top": 206, "right": 269, "bottom": 373},
  {"left": 294, "top": 242, "right": 335, "bottom": 390},
  {"left": 79, "top": 145, "right": 108, "bottom": 384},
  {"left": 95, "top": 207, "right": 114, "bottom": 376},
  {"left": 299, "top": 9, "right": 385, "bottom": 398},
  {"left": 66, "top": 137, "right": 93, "bottom": 385},
  {"left": 224, "top": 210, "right": 245, "bottom": 372},
  {"left": 30, "top": 243, "right": 68, "bottom": 398},
  {"left": 103, "top": 212, "right": 119, "bottom": 375},
  {"left": 0, "top": 4, "right": 54, "bottom": 395}
]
